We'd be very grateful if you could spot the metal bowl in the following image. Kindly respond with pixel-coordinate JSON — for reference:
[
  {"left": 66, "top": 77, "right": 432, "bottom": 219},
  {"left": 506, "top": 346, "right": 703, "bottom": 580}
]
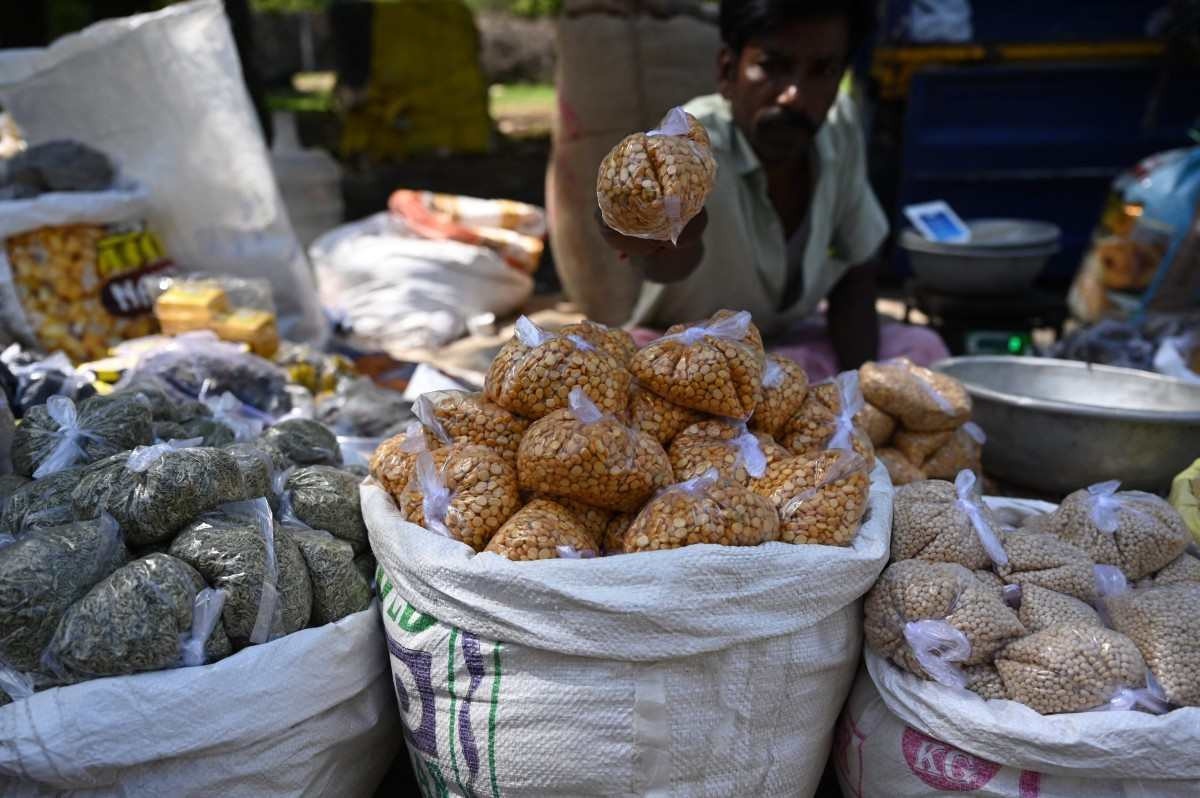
[
  {"left": 900, "top": 219, "right": 1062, "bottom": 295},
  {"left": 934, "top": 356, "right": 1200, "bottom": 494}
]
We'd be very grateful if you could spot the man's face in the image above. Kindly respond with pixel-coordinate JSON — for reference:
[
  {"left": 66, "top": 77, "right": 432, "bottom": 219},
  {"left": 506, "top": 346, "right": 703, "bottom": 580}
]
[{"left": 719, "top": 16, "right": 850, "bottom": 165}]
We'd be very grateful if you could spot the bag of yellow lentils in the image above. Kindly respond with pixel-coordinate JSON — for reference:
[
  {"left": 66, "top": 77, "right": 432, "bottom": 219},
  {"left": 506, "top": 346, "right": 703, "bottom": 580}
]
[{"left": 0, "top": 182, "right": 170, "bottom": 362}]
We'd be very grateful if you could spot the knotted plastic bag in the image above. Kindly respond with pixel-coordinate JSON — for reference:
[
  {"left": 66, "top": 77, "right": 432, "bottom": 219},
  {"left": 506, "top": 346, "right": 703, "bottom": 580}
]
[
  {"left": 13, "top": 394, "right": 154, "bottom": 478},
  {"left": 903, "top": 619, "right": 972, "bottom": 689},
  {"left": 749, "top": 354, "right": 809, "bottom": 438},
  {"left": 1038, "top": 481, "right": 1190, "bottom": 579},
  {"left": 859, "top": 358, "right": 972, "bottom": 432},
  {"left": 0, "top": 514, "right": 128, "bottom": 672},
  {"left": 668, "top": 419, "right": 774, "bottom": 486},
  {"left": 630, "top": 309, "right": 765, "bottom": 419},
  {"left": 995, "top": 623, "right": 1152, "bottom": 715},
  {"left": 780, "top": 371, "right": 873, "bottom": 463},
  {"left": 413, "top": 390, "right": 529, "bottom": 464},
  {"left": 890, "top": 472, "right": 1007, "bottom": 569},
  {"left": 72, "top": 442, "right": 244, "bottom": 547},
  {"left": 278, "top": 465, "right": 369, "bottom": 552},
  {"left": 485, "top": 316, "right": 631, "bottom": 420},
  {"left": 483, "top": 498, "right": 600, "bottom": 561},
  {"left": 596, "top": 106, "right": 717, "bottom": 243},
  {"left": 753, "top": 447, "right": 870, "bottom": 546},
  {"left": 517, "top": 387, "right": 673, "bottom": 513},
  {"left": 370, "top": 419, "right": 442, "bottom": 500},
  {"left": 43, "top": 553, "right": 233, "bottom": 679},
  {"left": 399, "top": 446, "right": 521, "bottom": 550},
  {"left": 623, "top": 468, "right": 780, "bottom": 553},
  {"left": 1105, "top": 582, "right": 1200, "bottom": 707},
  {"left": 200, "top": 387, "right": 266, "bottom": 442},
  {"left": 864, "top": 559, "right": 1025, "bottom": 682}
]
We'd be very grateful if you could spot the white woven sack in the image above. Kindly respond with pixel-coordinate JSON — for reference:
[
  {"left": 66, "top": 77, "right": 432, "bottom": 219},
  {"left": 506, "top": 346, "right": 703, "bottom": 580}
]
[
  {"left": 0, "top": 0, "right": 327, "bottom": 342},
  {"left": 0, "top": 606, "right": 399, "bottom": 797},
  {"left": 834, "top": 645, "right": 1200, "bottom": 797},
  {"left": 363, "top": 463, "right": 893, "bottom": 797}
]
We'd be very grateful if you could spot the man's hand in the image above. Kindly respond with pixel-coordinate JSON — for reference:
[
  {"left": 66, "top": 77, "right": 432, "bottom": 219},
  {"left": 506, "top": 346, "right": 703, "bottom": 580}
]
[{"left": 595, "top": 207, "right": 708, "bottom": 283}]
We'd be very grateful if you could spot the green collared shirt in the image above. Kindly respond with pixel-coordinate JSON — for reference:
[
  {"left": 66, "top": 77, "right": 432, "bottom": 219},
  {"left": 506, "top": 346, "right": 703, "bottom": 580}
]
[{"left": 630, "top": 92, "right": 888, "bottom": 337}]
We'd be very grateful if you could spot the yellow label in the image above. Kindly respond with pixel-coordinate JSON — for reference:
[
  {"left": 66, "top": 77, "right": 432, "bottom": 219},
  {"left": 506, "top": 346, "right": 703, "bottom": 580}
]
[{"left": 96, "top": 230, "right": 167, "bottom": 280}]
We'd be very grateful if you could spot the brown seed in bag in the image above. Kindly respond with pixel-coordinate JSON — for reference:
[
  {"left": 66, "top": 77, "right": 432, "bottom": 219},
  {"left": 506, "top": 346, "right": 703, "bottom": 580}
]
[
  {"left": 892, "top": 428, "right": 953, "bottom": 466},
  {"left": 528, "top": 493, "right": 611, "bottom": 548},
  {"left": 878, "top": 447, "right": 925, "bottom": 486},
  {"left": 627, "top": 383, "right": 704, "bottom": 447},
  {"left": 856, "top": 403, "right": 897, "bottom": 448},
  {"left": 753, "top": 449, "right": 870, "bottom": 547},
  {"left": 630, "top": 310, "right": 764, "bottom": 419},
  {"left": 485, "top": 316, "right": 632, "bottom": 420},
  {"left": 1038, "top": 483, "right": 1190, "bottom": 580},
  {"left": 603, "top": 512, "right": 635, "bottom": 555},
  {"left": 668, "top": 419, "right": 777, "bottom": 487},
  {"left": 922, "top": 424, "right": 986, "bottom": 481},
  {"left": 399, "top": 445, "right": 521, "bottom": 551},
  {"left": 484, "top": 499, "right": 600, "bottom": 561},
  {"left": 558, "top": 319, "right": 638, "bottom": 366},
  {"left": 780, "top": 373, "right": 874, "bottom": 467},
  {"left": 370, "top": 421, "right": 441, "bottom": 500},
  {"left": 516, "top": 391, "right": 673, "bottom": 513},
  {"left": 749, "top": 354, "right": 810, "bottom": 439},
  {"left": 596, "top": 108, "right": 717, "bottom": 242},
  {"left": 415, "top": 391, "right": 529, "bottom": 464},
  {"left": 859, "top": 359, "right": 972, "bottom": 432},
  {"left": 864, "top": 559, "right": 1025, "bottom": 678},
  {"left": 624, "top": 471, "right": 779, "bottom": 553}
]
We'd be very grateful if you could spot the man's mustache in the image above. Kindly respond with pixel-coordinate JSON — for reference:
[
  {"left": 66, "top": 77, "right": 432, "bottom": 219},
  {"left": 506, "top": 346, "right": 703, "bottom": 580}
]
[{"left": 757, "top": 109, "right": 818, "bottom": 137}]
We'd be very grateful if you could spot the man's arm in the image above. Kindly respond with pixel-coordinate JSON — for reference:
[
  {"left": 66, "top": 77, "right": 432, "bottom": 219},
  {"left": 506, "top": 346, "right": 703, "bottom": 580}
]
[
  {"left": 826, "top": 261, "right": 880, "bottom": 370},
  {"left": 595, "top": 208, "right": 708, "bottom": 283}
]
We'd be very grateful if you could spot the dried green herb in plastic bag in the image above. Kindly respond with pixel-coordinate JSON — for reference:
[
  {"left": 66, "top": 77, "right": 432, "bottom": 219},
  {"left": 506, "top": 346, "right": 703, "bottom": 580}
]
[
  {"left": 13, "top": 395, "right": 154, "bottom": 478},
  {"left": 262, "top": 419, "right": 342, "bottom": 467},
  {"left": 285, "top": 525, "right": 372, "bottom": 625},
  {"left": 354, "top": 552, "right": 377, "bottom": 586},
  {"left": 72, "top": 444, "right": 244, "bottom": 546},
  {"left": 0, "top": 515, "right": 128, "bottom": 671},
  {"left": 119, "top": 378, "right": 211, "bottom": 424},
  {"left": 170, "top": 499, "right": 312, "bottom": 646},
  {"left": 153, "top": 417, "right": 236, "bottom": 448},
  {"left": 282, "top": 466, "right": 368, "bottom": 552},
  {"left": 0, "top": 474, "right": 30, "bottom": 512},
  {"left": 44, "top": 553, "right": 232, "bottom": 679},
  {"left": 224, "top": 442, "right": 279, "bottom": 505},
  {"left": 0, "top": 467, "right": 81, "bottom": 534}
]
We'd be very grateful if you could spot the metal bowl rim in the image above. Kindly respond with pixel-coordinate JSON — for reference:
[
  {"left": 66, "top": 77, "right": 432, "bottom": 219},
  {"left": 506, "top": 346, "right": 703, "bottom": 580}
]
[
  {"left": 901, "top": 237, "right": 1062, "bottom": 259},
  {"left": 933, "top": 356, "right": 1200, "bottom": 424}
]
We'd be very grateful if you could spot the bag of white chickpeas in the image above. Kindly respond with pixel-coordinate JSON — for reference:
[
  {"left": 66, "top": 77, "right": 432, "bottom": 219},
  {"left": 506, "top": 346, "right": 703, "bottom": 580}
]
[{"left": 836, "top": 651, "right": 1200, "bottom": 798}]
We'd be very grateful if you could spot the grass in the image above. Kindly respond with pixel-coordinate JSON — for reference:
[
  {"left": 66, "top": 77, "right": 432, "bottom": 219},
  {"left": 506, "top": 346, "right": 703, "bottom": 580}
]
[{"left": 489, "top": 83, "right": 556, "bottom": 117}]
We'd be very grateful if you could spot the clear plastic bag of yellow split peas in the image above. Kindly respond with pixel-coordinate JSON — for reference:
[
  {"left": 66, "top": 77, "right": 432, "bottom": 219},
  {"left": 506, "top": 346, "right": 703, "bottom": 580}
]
[{"left": 0, "top": 193, "right": 170, "bottom": 362}]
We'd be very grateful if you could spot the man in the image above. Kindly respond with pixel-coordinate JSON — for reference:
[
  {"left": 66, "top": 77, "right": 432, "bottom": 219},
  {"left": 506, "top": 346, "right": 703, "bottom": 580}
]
[{"left": 597, "top": 0, "right": 948, "bottom": 378}]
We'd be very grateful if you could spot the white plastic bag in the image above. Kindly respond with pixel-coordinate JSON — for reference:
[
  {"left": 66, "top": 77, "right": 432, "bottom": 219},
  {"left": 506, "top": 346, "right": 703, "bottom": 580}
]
[
  {"left": 0, "top": 0, "right": 326, "bottom": 343},
  {"left": 364, "top": 462, "right": 894, "bottom": 797},
  {"left": 834, "top": 651, "right": 1200, "bottom": 798},
  {"left": 1154, "top": 335, "right": 1200, "bottom": 383},
  {"left": 0, "top": 606, "right": 399, "bottom": 797},
  {"left": 309, "top": 212, "right": 533, "bottom": 353}
]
